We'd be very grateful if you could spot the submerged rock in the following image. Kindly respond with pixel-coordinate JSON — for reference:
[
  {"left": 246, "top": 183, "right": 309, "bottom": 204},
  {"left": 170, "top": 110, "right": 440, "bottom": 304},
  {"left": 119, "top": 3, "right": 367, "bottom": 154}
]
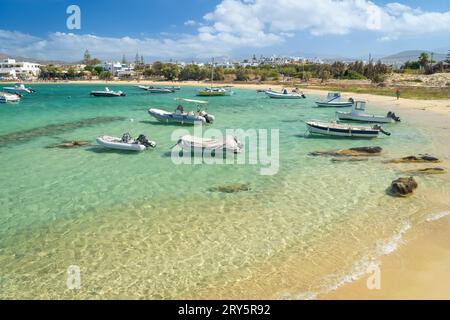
[
  {"left": 210, "top": 183, "right": 251, "bottom": 193},
  {"left": 331, "top": 157, "right": 369, "bottom": 163},
  {"left": 388, "top": 177, "right": 418, "bottom": 197},
  {"left": 0, "top": 116, "right": 125, "bottom": 148},
  {"left": 46, "top": 140, "right": 91, "bottom": 149},
  {"left": 310, "top": 146, "right": 382, "bottom": 157},
  {"left": 386, "top": 154, "right": 441, "bottom": 163},
  {"left": 406, "top": 167, "right": 447, "bottom": 175}
]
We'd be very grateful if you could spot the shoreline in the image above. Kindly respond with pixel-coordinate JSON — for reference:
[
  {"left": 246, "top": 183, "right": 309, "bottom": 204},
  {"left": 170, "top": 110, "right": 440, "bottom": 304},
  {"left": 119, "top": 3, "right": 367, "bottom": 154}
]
[{"left": 6, "top": 79, "right": 449, "bottom": 116}]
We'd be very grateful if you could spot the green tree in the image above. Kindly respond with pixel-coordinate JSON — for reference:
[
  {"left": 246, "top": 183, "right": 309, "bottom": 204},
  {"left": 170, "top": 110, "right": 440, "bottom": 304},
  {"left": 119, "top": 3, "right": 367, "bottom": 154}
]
[
  {"left": 152, "top": 61, "right": 164, "bottom": 76},
  {"left": 235, "top": 68, "right": 250, "bottom": 81},
  {"left": 418, "top": 52, "right": 430, "bottom": 69},
  {"left": 99, "top": 71, "right": 112, "bottom": 80},
  {"left": 161, "top": 63, "right": 180, "bottom": 80},
  {"left": 83, "top": 49, "right": 91, "bottom": 65}
]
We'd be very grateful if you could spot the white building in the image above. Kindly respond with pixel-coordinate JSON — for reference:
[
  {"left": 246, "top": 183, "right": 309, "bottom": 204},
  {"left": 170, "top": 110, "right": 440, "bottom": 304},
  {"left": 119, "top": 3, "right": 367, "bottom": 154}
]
[
  {"left": 0, "top": 58, "right": 41, "bottom": 80},
  {"left": 97, "top": 61, "right": 135, "bottom": 77}
]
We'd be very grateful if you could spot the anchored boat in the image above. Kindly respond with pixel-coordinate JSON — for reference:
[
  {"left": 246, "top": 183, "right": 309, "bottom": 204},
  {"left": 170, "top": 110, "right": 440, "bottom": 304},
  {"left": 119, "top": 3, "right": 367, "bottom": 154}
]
[
  {"left": 90, "top": 87, "right": 126, "bottom": 97},
  {"left": 306, "top": 120, "right": 391, "bottom": 138},
  {"left": 96, "top": 133, "right": 156, "bottom": 151},
  {"left": 0, "top": 92, "right": 21, "bottom": 103},
  {"left": 336, "top": 101, "right": 400, "bottom": 123},
  {"left": 3, "top": 83, "right": 35, "bottom": 94},
  {"left": 265, "top": 88, "right": 306, "bottom": 99},
  {"left": 149, "top": 98, "right": 215, "bottom": 125},
  {"left": 315, "top": 92, "right": 354, "bottom": 107},
  {"left": 176, "top": 135, "right": 243, "bottom": 154}
]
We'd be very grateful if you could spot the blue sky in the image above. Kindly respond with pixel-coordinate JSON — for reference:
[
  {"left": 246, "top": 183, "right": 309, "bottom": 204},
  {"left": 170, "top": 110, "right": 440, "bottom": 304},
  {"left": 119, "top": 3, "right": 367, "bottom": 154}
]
[{"left": 0, "top": 0, "right": 449, "bottom": 61}]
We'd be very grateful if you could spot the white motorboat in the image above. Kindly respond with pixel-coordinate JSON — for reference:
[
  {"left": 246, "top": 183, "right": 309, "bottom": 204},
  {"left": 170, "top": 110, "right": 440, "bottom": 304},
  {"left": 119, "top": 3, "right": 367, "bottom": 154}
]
[
  {"left": 96, "top": 133, "right": 156, "bottom": 151},
  {"left": 336, "top": 101, "right": 401, "bottom": 123},
  {"left": 305, "top": 120, "right": 391, "bottom": 138},
  {"left": 164, "top": 86, "right": 181, "bottom": 91},
  {"left": 146, "top": 86, "right": 174, "bottom": 93},
  {"left": 315, "top": 92, "right": 354, "bottom": 107},
  {"left": 176, "top": 134, "right": 243, "bottom": 154},
  {"left": 3, "top": 83, "right": 35, "bottom": 94},
  {"left": 137, "top": 85, "right": 150, "bottom": 90},
  {"left": 148, "top": 98, "right": 215, "bottom": 125},
  {"left": 90, "top": 87, "right": 126, "bottom": 97},
  {"left": 0, "top": 92, "right": 21, "bottom": 103},
  {"left": 265, "top": 89, "right": 306, "bottom": 99}
]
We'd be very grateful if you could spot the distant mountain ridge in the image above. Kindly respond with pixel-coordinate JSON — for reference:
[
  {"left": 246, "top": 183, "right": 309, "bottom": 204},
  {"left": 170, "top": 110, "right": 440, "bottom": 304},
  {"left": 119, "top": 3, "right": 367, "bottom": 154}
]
[{"left": 380, "top": 50, "right": 447, "bottom": 64}]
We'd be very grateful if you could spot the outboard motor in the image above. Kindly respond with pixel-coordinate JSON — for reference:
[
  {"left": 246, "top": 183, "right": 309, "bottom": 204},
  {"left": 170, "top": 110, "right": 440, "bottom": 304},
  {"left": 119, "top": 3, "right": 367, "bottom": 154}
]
[
  {"left": 387, "top": 111, "right": 401, "bottom": 122},
  {"left": 348, "top": 97, "right": 355, "bottom": 104},
  {"left": 373, "top": 125, "right": 391, "bottom": 136},
  {"left": 121, "top": 132, "right": 132, "bottom": 143},
  {"left": 301, "top": 93, "right": 306, "bottom": 99},
  {"left": 136, "top": 134, "right": 156, "bottom": 148},
  {"left": 199, "top": 110, "right": 214, "bottom": 124}
]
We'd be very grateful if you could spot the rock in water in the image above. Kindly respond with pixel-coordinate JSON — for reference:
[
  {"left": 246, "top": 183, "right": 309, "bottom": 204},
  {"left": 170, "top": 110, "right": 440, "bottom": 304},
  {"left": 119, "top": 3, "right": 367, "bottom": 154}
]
[
  {"left": 386, "top": 154, "right": 441, "bottom": 163},
  {"left": 388, "top": 177, "right": 418, "bottom": 197},
  {"left": 310, "top": 146, "right": 382, "bottom": 157},
  {"left": 46, "top": 140, "right": 91, "bottom": 149},
  {"left": 210, "top": 183, "right": 251, "bottom": 193},
  {"left": 406, "top": 167, "right": 447, "bottom": 175}
]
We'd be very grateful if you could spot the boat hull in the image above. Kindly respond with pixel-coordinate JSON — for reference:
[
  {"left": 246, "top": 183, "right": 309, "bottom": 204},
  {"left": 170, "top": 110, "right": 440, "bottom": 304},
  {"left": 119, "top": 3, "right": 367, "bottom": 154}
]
[
  {"left": 315, "top": 101, "right": 353, "bottom": 107},
  {"left": 90, "top": 92, "right": 125, "bottom": 97},
  {"left": 306, "top": 122, "right": 379, "bottom": 138},
  {"left": 265, "top": 91, "right": 305, "bottom": 99},
  {"left": 148, "top": 109, "right": 208, "bottom": 125},
  {"left": 197, "top": 91, "right": 226, "bottom": 96},
  {"left": 336, "top": 111, "right": 395, "bottom": 123},
  {"left": 96, "top": 136, "right": 147, "bottom": 151}
]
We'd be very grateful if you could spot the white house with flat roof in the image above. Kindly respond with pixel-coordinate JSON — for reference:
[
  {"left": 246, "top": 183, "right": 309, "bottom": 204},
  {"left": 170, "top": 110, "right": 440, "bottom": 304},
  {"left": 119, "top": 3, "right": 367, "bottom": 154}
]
[{"left": 0, "top": 58, "right": 41, "bottom": 80}]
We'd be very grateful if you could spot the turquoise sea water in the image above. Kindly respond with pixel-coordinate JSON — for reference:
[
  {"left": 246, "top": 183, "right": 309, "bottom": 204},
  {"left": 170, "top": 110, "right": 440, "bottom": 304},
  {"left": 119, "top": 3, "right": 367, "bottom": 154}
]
[{"left": 0, "top": 84, "right": 449, "bottom": 299}]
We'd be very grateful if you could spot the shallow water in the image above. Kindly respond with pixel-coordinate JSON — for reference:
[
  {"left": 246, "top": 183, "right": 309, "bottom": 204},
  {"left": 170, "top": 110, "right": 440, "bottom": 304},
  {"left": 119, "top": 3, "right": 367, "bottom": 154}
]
[{"left": 0, "top": 84, "right": 449, "bottom": 299}]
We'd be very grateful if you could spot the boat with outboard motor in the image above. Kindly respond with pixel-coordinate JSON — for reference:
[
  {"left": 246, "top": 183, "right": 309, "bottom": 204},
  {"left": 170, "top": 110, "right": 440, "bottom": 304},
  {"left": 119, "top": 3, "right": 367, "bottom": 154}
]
[
  {"left": 3, "top": 83, "right": 35, "bottom": 94},
  {"left": 96, "top": 133, "right": 156, "bottom": 151},
  {"left": 265, "top": 88, "right": 306, "bottom": 99},
  {"left": 148, "top": 98, "right": 215, "bottom": 125},
  {"left": 315, "top": 92, "right": 354, "bottom": 107},
  {"left": 176, "top": 134, "right": 243, "bottom": 154},
  {"left": 305, "top": 120, "right": 391, "bottom": 138},
  {"left": 90, "top": 87, "right": 125, "bottom": 97},
  {"left": 336, "top": 100, "right": 401, "bottom": 123},
  {"left": 0, "top": 92, "right": 21, "bottom": 103}
]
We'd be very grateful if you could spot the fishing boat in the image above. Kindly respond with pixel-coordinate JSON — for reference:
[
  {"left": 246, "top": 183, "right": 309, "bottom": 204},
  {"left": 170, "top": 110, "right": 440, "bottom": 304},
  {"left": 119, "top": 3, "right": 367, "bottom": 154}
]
[
  {"left": 96, "top": 133, "right": 156, "bottom": 151},
  {"left": 90, "top": 87, "right": 126, "bottom": 97},
  {"left": 176, "top": 135, "right": 243, "bottom": 154},
  {"left": 3, "top": 83, "right": 35, "bottom": 94},
  {"left": 265, "top": 88, "right": 306, "bottom": 99},
  {"left": 148, "top": 98, "right": 215, "bottom": 125},
  {"left": 336, "top": 101, "right": 401, "bottom": 123},
  {"left": 305, "top": 120, "right": 391, "bottom": 138},
  {"left": 0, "top": 92, "right": 21, "bottom": 103},
  {"left": 197, "top": 58, "right": 231, "bottom": 97},
  {"left": 315, "top": 92, "right": 353, "bottom": 107}
]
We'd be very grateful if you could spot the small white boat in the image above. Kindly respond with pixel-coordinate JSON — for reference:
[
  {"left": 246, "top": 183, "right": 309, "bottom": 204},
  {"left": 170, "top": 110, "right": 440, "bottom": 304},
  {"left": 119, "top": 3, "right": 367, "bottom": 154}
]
[
  {"left": 164, "top": 86, "right": 181, "bottom": 91},
  {"left": 176, "top": 135, "right": 243, "bottom": 154},
  {"left": 265, "top": 89, "right": 306, "bottom": 99},
  {"left": 146, "top": 86, "right": 174, "bottom": 93},
  {"left": 336, "top": 101, "right": 401, "bottom": 123},
  {"left": 149, "top": 98, "right": 215, "bottom": 125},
  {"left": 315, "top": 92, "right": 353, "bottom": 107},
  {"left": 137, "top": 85, "right": 150, "bottom": 90},
  {"left": 3, "top": 83, "right": 35, "bottom": 94},
  {"left": 96, "top": 133, "right": 156, "bottom": 151},
  {"left": 305, "top": 120, "right": 390, "bottom": 138},
  {"left": 0, "top": 92, "right": 21, "bottom": 103},
  {"left": 90, "top": 87, "right": 126, "bottom": 97}
]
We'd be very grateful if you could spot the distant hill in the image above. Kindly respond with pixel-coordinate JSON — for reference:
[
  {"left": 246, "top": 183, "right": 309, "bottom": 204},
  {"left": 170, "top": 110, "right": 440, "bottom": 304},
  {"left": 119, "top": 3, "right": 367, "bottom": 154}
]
[
  {"left": 0, "top": 52, "right": 69, "bottom": 65},
  {"left": 381, "top": 50, "right": 447, "bottom": 64}
]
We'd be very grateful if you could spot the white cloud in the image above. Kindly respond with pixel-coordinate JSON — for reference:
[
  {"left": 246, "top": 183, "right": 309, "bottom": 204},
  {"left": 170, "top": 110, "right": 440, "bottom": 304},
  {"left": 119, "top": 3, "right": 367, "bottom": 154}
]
[
  {"left": 0, "top": 0, "right": 449, "bottom": 60},
  {"left": 184, "top": 20, "right": 197, "bottom": 26}
]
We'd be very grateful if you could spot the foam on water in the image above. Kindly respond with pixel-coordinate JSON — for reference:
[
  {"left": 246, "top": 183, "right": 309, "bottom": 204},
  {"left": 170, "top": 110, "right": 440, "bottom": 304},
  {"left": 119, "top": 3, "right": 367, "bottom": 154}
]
[{"left": 426, "top": 211, "right": 450, "bottom": 222}]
